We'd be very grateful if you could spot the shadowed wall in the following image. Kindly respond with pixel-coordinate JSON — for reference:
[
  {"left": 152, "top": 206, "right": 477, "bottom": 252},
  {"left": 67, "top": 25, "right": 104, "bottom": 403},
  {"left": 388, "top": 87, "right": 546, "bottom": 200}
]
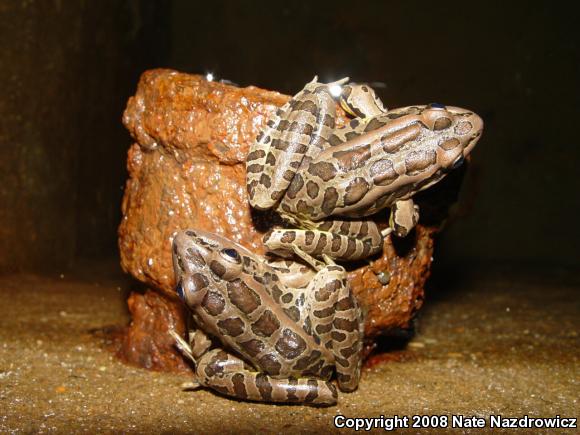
[
  {"left": 0, "top": 0, "right": 168, "bottom": 272},
  {"left": 168, "top": 0, "right": 580, "bottom": 268},
  {"left": 0, "top": 0, "right": 578, "bottom": 272}
]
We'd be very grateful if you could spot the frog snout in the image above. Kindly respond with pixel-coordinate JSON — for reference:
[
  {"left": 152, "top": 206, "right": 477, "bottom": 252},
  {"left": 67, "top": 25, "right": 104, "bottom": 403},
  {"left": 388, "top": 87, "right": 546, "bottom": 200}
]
[
  {"left": 443, "top": 107, "right": 484, "bottom": 156},
  {"left": 172, "top": 230, "right": 209, "bottom": 272},
  {"left": 458, "top": 112, "right": 484, "bottom": 156}
]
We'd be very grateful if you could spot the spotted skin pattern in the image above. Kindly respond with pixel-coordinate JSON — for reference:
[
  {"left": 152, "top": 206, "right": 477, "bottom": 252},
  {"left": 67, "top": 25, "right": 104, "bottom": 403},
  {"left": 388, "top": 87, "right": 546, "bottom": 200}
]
[
  {"left": 246, "top": 79, "right": 484, "bottom": 261},
  {"left": 172, "top": 229, "right": 364, "bottom": 405}
]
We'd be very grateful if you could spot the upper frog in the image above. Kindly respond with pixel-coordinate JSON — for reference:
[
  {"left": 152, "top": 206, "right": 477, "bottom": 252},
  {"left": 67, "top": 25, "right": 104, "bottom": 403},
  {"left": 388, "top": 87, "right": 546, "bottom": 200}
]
[
  {"left": 246, "top": 78, "right": 483, "bottom": 261},
  {"left": 171, "top": 228, "right": 363, "bottom": 405}
]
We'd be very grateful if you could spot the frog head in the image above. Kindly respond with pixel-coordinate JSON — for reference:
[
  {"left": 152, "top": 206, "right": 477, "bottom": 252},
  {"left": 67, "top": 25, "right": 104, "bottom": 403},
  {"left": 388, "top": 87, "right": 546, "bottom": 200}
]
[
  {"left": 420, "top": 103, "right": 483, "bottom": 172},
  {"left": 172, "top": 229, "right": 255, "bottom": 309}
]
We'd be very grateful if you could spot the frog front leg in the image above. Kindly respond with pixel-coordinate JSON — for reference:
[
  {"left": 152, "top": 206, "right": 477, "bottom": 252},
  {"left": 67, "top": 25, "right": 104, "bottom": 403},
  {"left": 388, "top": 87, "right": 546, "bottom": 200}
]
[
  {"left": 387, "top": 198, "right": 420, "bottom": 237},
  {"left": 246, "top": 77, "right": 346, "bottom": 210},
  {"left": 196, "top": 349, "right": 338, "bottom": 405},
  {"left": 263, "top": 218, "right": 383, "bottom": 261}
]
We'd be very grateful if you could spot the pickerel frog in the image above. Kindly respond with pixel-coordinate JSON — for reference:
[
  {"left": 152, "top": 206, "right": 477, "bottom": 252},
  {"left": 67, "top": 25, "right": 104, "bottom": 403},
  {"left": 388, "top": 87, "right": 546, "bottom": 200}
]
[
  {"left": 246, "top": 77, "right": 483, "bottom": 261},
  {"left": 171, "top": 228, "right": 363, "bottom": 405}
]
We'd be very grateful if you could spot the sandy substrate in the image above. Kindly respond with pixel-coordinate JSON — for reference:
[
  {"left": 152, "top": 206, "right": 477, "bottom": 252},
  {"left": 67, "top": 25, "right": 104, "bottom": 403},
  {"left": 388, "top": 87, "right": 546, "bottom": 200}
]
[{"left": 0, "top": 263, "right": 578, "bottom": 434}]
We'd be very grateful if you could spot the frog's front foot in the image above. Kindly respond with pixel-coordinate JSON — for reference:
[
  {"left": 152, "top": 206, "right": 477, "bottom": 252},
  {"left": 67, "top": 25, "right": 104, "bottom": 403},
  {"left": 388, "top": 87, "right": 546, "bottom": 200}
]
[
  {"left": 289, "top": 243, "right": 327, "bottom": 271},
  {"left": 380, "top": 227, "right": 393, "bottom": 237},
  {"left": 170, "top": 329, "right": 196, "bottom": 364},
  {"left": 389, "top": 199, "right": 420, "bottom": 238},
  {"left": 170, "top": 329, "right": 210, "bottom": 390}
]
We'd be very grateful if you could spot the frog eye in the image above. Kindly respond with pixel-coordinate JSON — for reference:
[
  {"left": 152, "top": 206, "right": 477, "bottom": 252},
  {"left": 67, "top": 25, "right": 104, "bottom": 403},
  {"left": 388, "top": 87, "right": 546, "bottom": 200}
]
[
  {"left": 451, "top": 155, "right": 465, "bottom": 169},
  {"left": 220, "top": 248, "right": 241, "bottom": 263},
  {"left": 176, "top": 280, "right": 185, "bottom": 300},
  {"left": 428, "top": 103, "right": 446, "bottom": 110},
  {"left": 211, "top": 249, "right": 243, "bottom": 281}
]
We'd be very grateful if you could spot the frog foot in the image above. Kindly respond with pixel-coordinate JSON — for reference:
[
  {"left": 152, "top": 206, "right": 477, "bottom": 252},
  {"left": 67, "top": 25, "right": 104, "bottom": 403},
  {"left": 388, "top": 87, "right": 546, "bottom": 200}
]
[
  {"left": 340, "top": 82, "right": 387, "bottom": 119},
  {"left": 389, "top": 199, "right": 420, "bottom": 238},
  {"left": 380, "top": 227, "right": 393, "bottom": 237},
  {"left": 321, "top": 253, "right": 336, "bottom": 266},
  {"left": 180, "top": 380, "right": 202, "bottom": 391},
  {"left": 170, "top": 329, "right": 197, "bottom": 366},
  {"left": 290, "top": 244, "right": 326, "bottom": 271},
  {"left": 327, "top": 76, "right": 350, "bottom": 88},
  {"left": 171, "top": 330, "right": 206, "bottom": 389}
]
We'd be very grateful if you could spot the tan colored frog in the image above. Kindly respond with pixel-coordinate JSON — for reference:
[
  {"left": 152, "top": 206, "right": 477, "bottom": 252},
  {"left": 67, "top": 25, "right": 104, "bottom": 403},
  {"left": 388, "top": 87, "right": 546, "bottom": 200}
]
[
  {"left": 246, "top": 77, "right": 483, "bottom": 260},
  {"left": 171, "top": 228, "right": 363, "bottom": 405}
]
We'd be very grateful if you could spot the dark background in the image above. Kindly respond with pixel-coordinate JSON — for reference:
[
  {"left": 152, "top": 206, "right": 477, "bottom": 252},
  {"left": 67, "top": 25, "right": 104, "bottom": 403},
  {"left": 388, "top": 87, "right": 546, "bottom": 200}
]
[{"left": 1, "top": 0, "right": 578, "bottom": 273}]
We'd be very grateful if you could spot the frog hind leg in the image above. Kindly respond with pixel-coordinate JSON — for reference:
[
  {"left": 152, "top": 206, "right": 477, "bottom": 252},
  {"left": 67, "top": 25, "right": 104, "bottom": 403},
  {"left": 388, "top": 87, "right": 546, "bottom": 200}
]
[
  {"left": 301, "top": 262, "right": 364, "bottom": 392},
  {"left": 333, "top": 299, "right": 364, "bottom": 392},
  {"left": 263, "top": 219, "right": 383, "bottom": 261},
  {"left": 386, "top": 199, "right": 420, "bottom": 237},
  {"left": 247, "top": 78, "right": 340, "bottom": 211},
  {"left": 196, "top": 349, "right": 338, "bottom": 406}
]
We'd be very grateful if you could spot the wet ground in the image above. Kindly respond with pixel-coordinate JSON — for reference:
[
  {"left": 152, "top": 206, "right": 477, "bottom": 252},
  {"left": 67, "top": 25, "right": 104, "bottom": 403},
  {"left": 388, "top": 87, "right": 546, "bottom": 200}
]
[{"left": 0, "top": 262, "right": 578, "bottom": 434}]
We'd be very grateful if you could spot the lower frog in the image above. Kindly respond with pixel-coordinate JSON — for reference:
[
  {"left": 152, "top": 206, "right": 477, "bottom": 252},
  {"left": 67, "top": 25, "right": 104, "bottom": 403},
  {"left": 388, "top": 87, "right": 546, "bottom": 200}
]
[
  {"left": 170, "top": 228, "right": 364, "bottom": 405},
  {"left": 246, "top": 77, "right": 483, "bottom": 261}
]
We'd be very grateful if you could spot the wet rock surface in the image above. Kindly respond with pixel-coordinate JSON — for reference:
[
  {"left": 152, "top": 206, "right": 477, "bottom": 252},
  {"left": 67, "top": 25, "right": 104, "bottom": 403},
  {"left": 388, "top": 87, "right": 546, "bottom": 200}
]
[
  {"left": 119, "top": 69, "right": 449, "bottom": 371},
  {"left": 1, "top": 267, "right": 577, "bottom": 432}
]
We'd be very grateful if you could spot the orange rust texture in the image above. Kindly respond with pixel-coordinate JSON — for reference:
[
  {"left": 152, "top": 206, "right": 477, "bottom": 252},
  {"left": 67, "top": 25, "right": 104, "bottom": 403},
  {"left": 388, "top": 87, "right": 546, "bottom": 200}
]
[
  {"left": 349, "top": 225, "right": 435, "bottom": 337},
  {"left": 119, "top": 69, "right": 436, "bottom": 371},
  {"left": 117, "top": 290, "right": 189, "bottom": 372}
]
